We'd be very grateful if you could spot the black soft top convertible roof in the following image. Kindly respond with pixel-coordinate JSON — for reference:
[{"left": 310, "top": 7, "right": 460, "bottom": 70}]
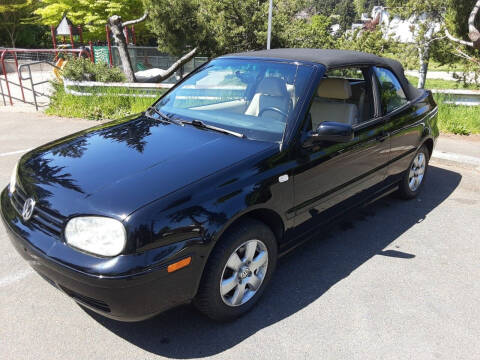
[{"left": 222, "top": 48, "right": 421, "bottom": 100}]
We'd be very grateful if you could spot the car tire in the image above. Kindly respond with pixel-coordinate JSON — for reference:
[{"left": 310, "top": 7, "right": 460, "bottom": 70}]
[
  {"left": 194, "top": 218, "right": 278, "bottom": 321},
  {"left": 397, "top": 144, "right": 430, "bottom": 199}
]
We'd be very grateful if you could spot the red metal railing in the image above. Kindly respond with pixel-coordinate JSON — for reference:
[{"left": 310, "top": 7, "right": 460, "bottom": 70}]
[{"left": 0, "top": 48, "right": 89, "bottom": 106}]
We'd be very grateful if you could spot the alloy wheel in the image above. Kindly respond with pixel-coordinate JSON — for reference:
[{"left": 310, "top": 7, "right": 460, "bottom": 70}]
[
  {"left": 220, "top": 239, "right": 268, "bottom": 307},
  {"left": 408, "top": 152, "right": 426, "bottom": 191}
]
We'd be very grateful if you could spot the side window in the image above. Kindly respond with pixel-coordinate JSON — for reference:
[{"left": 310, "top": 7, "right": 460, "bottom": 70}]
[
  {"left": 308, "top": 67, "right": 374, "bottom": 130},
  {"left": 373, "top": 67, "right": 408, "bottom": 114}
]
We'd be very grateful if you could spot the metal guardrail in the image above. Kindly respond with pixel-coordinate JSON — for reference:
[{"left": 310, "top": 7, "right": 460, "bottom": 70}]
[
  {"left": 63, "top": 79, "right": 173, "bottom": 97},
  {"left": 431, "top": 89, "right": 480, "bottom": 106},
  {"left": 0, "top": 48, "right": 89, "bottom": 108},
  {"left": 63, "top": 81, "right": 480, "bottom": 106},
  {"left": 18, "top": 61, "right": 60, "bottom": 110}
]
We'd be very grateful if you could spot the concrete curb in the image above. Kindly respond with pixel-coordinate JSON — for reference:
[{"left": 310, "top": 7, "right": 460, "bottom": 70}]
[{"left": 432, "top": 151, "right": 480, "bottom": 166}]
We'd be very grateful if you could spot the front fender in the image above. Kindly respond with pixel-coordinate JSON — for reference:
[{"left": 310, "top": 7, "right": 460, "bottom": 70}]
[{"left": 124, "top": 150, "right": 295, "bottom": 293}]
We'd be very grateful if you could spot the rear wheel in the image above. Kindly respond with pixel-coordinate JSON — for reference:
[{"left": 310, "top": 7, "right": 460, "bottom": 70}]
[
  {"left": 397, "top": 144, "right": 430, "bottom": 199},
  {"left": 194, "top": 219, "right": 277, "bottom": 321}
]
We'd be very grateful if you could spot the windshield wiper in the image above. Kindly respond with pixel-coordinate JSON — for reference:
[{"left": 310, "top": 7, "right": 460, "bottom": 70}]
[
  {"left": 181, "top": 120, "right": 245, "bottom": 138},
  {"left": 146, "top": 106, "right": 180, "bottom": 125}
]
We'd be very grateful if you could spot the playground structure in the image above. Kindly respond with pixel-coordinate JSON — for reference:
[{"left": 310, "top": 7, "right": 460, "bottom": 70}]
[
  {"left": 0, "top": 48, "right": 90, "bottom": 109},
  {"left": 51, "top": 15, "right": 84, "bottom": 49},
  {"left": 0, "top": 14, "right": 208, "bottom": 109},
  {"left": 0, "top": 44, "right": 208, "bottom": 110}
]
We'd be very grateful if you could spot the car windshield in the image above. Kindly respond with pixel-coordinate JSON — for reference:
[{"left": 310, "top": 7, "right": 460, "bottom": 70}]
[{"left": 154, "top": 58, "right": 314, "bottom": 142}]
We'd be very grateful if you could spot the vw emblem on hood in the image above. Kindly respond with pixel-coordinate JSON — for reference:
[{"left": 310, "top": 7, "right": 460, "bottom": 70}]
[{"left": 22, "top": 198, "right": 36, "bottom": 221}]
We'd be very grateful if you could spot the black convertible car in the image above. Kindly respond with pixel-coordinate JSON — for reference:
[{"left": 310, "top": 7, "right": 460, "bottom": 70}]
[{"left": 1, "top": 49, "right": 438, "bottom": 322}]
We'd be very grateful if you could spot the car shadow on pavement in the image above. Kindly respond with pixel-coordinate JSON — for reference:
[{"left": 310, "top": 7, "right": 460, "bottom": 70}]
[{"left": 86, "top": 165, "right": 461, "bottom": 358}]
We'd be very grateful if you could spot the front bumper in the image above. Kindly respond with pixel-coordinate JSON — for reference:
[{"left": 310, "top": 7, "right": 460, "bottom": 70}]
[{"left": 1, "top": 187, "right": 204, "bottom": 322}]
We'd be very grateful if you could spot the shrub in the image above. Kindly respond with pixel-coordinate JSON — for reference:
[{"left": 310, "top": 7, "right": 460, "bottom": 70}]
[
  {"left": 62, "top": 57, "right": 126, "bottom": 83},
  {"left": 46, "top": 82, "right": 162, "bottom": 120}
]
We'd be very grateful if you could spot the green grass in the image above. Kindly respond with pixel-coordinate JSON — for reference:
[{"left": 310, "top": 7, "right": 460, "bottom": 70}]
[
  {"left": 434, "top": 95, "right": 480, "bottom": 135},
  {"left": 427, "top": 59, "right": 468, "bottom": 72},
  {"left": 46, "top": 83, "right": 166, "bottom": 120},
  {"left": 406, "top": 75, "right": 479, "bottom": 90}
]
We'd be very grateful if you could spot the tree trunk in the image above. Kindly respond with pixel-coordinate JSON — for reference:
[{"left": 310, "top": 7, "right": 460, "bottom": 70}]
[
  {"left": 108, "top": 15, "right": 136, "bottom": 82},
  {"left": 445, "top": 0, "right": 480, "bottom": 49},
  {"left": 417, "top": 43, "right": 430, "bottom": 89},
  {"left": 468, "top": 0, "right": 480, "bottom": 47},
  {"left": 136, "top": 47, "right": 198, "bottom": 83},
  {"left": 6, "top": 28, "right": 16, "bottom": 48}
]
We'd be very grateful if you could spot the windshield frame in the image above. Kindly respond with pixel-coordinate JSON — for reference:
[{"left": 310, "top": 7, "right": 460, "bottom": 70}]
[{"left": 151, "top": 57, "right": 317, "bottom": 145}]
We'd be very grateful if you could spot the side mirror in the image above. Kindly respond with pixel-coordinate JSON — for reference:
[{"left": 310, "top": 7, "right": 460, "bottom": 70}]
[{"left": 304, "top": 121, "right": 354, "bottom": 146}]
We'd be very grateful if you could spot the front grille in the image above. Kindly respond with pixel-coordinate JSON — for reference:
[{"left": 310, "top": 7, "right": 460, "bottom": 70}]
[
  {"left": 59, "top": 285, "right": 111, "bottom": 313},
  {"left": 10, "top": 187, "right": 66, "bottom": 237}
]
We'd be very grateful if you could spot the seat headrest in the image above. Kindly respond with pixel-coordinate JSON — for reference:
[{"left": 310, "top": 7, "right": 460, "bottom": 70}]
[
  {"left": 317, "top": 78, "right": 352, "bottom": 100},
  {"left": 256, "top": 77, "right": 288, "bottom": 97}
]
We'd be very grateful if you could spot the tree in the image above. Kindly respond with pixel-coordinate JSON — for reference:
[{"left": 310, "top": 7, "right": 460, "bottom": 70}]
[
  {"left": 339, "top": 28, "right": 391, "bottom": 54},
  {"left": 108, "top": 12, "right": 147, "bottom": 82},
  {"left": 35, "top": 0, "right": 145, "bottom": 40},
  {"left": 354, "top": 0, "right": 386, "bottom": 18},
  {"left": 311, "top": 0, "right": 339, "bottom": 17},
  {"left": 442, "top": 0, "right": 480, "bottom": 85},
  {"left": 143, "top": 0, "right": 307, "bottom": 56},
  {"left": 335, "top": 0, "right": 357, "bottom": 32},
  {"left": 445, "top": 0, "right": 480, "bottom": 49},
  {"left": 282, "top": 15, "right": 337, "bottom": 48},
  {"left": 0, "top": 0, "right": 38, "bottom": 47},
  {"left": 143, "top": 0, "right": 209, "bottom": 56},
  {"left": 387, "top": 0, "right": 447, "bottom": 88},
  {"left": 107, "top": 10, "right": 198, "bottom": 83}
]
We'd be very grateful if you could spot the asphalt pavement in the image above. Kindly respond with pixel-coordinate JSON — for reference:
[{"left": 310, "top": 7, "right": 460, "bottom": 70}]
[{"left": 0, "top": 111, "right": 479, "bottom": 359}]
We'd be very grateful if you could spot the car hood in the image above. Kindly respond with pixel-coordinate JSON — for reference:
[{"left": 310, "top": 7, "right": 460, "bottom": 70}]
[{"left": 18, "top": 115, "right": 275, "bottom": 219}]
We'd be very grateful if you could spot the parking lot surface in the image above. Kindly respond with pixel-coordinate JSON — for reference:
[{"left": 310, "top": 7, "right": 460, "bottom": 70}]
[{"left": 1, "top": 112, "right": 479, "bottom": 359}]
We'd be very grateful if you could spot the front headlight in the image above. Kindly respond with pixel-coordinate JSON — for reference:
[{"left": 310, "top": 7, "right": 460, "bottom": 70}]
[
  {"left": 65, "top": 217, "right": 126, "bottom": 257},
  {"left": 9, "top": 161, "right": 18, "bottom": 193}
]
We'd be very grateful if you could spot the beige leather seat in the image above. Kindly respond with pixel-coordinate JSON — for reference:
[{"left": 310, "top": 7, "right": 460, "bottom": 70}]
[
  {"left": 310, "top": 78, "right": 359, "bottom": 130},
  {"left": 245, "top": 77, "right": 290, "bottom": 121}
]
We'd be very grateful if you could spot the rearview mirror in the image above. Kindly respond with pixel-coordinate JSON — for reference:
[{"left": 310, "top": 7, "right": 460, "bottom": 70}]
[{"left": 304, "top": 121, "right": 354, "bottom": 147}]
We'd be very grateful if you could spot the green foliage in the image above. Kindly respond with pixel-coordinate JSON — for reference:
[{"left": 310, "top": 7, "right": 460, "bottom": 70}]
[
  {"left": 386, "top": 0, "right": 447, "bottom": 19},
  {"left": 335, "top": 0, "right": 357, "bottom": 32},
  {"left": 445, "top": 0, "right": 480, "bottom": 42},
  {"left": 282, "top": 15, "right": 337, "bottom": 49},
  {"left": 62, "top": 57, "right": 126, "bottom": 82},
  {"left": 312, "top": 0, "right": 340, "bottom": 17},
  {"left": 13, "top": 24, "right": 50, "bottom": 47},
  {"left": 385, "top": 0, "right": 447, "bottom": 45},
  {"left": 339, "top": 28, "right": 391, "bottom": 54},
  {"left": 0, "top": 0, "right": 39, "bottom": 47},
  {"left": 444, "top": 0, "right": 480, "bottom": 67},
  {"left": 143, "top": 0, "right": 304, "bottom": 56},
  {"left": 353, "top": 0, "right": 385, "bottom": 17},
  {"left": 34, "top": 0, "right": 146, "bottom": 41},
  {"left": 143, "top": 0, "right": 208, "bottom": 56},
  {"left": 46, "top": 82, "right": 160, "bottom": 120},
  {"left": 204, "top": 0, "right": 269, "bottom": 55}
]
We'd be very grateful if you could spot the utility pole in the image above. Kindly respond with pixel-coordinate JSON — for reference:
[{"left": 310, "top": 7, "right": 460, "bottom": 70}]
[{"left": 267, "top": 0, "right": 273, "bottom": 49}]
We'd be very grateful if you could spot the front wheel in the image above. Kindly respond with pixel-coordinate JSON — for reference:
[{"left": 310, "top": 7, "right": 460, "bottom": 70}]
[
  {"left": 194, "top": 219, "right": 277, "bottom": 321},
  {"left": 397, "top": 144, "right": 430, "bottom": 199}
]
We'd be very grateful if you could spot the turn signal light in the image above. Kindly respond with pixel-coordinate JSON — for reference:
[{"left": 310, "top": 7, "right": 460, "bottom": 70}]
[{"left": 167, "top": 257, "right": 192, "bottom": 273}]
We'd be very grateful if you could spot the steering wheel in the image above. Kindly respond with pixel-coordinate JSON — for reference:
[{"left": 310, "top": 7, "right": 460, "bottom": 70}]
[{"left": 259, "top": 106, "right": 288, "bottom": 118}]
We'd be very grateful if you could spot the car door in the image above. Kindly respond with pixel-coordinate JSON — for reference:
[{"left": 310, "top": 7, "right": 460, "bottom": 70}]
[
  {"left": 291, "top": 66, "right": 390, "bottom": 237},
  {"left": 372, "top": 66, "right": 426, "bottom": 182}
]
